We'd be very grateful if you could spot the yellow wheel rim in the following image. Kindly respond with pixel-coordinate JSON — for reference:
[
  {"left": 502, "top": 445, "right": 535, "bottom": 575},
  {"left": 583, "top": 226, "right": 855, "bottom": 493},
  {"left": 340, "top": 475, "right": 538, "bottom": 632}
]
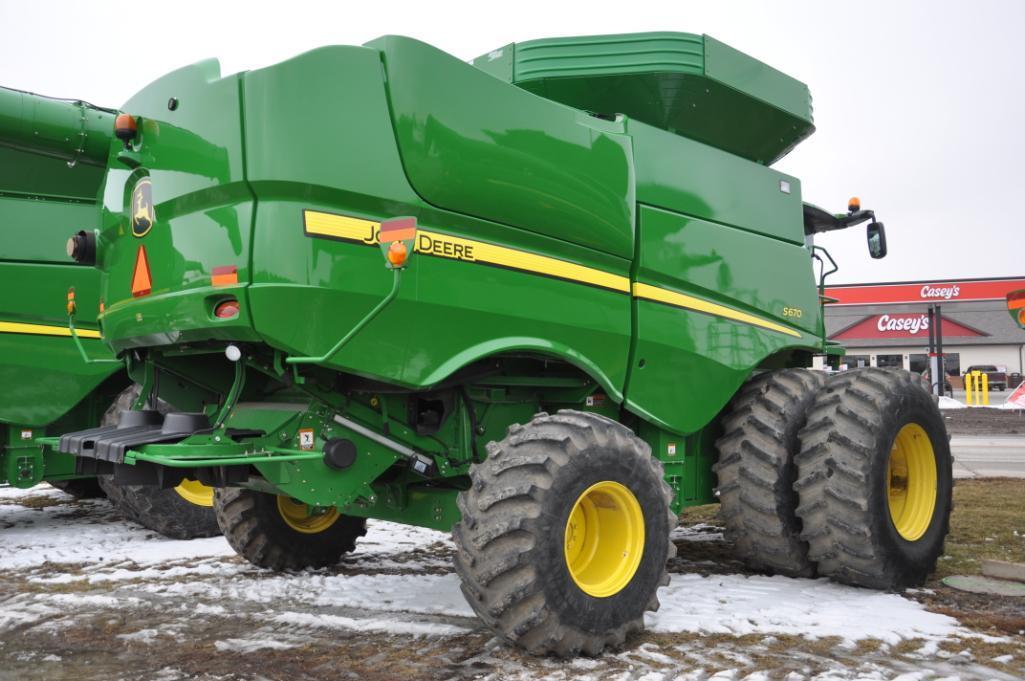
[
  {"left": 564, "top": 481, "right": 645, "bottom": 598},
  {"left": 173, "top": 479, "right": 214, "bottom": 507},
  {"left": 276, "top": 495, "right": 340, "bottom": 534},
  {"left": 887, "top": 423, "right": 938, "bottom": 541}
]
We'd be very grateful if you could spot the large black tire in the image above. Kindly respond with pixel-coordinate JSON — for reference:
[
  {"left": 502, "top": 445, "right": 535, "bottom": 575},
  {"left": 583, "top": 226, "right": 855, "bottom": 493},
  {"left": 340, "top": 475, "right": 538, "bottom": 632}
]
[
  {"left": 214, "top": 488, "right": 367, "bottom": 570},
  {"left": 48, "top": 478, "right": 106, "bottom": 499},
  {"left": 713, "top": 368, "right": 826, "bottom": 577},
  {"left": 98, "top": 476, "right": 220, "bottom": 540},
  {"left": 453, "top": 410, "right": 676, "bottom": 657},
  {"left": 794, "top": 368, "right": 953, "bottom": 590},
  {"left": 98, "top": 386, "right": 220, "bottom": 540}
]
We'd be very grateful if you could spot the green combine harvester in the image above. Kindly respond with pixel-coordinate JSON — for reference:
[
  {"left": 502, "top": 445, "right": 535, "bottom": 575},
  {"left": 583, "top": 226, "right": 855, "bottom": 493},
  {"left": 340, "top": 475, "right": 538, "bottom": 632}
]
[
  {"left": 39, "top": 32, "right": 950, "bottom": 655},
  {"left": 0, "top": 86, "right": 217, "bottom": 538}
]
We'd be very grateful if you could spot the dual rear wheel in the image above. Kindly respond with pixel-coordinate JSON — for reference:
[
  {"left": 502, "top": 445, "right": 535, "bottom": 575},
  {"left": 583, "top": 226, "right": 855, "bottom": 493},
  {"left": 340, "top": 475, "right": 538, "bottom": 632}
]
[{"left": 716, "top": 367, "right": 952, "bottom": 590}]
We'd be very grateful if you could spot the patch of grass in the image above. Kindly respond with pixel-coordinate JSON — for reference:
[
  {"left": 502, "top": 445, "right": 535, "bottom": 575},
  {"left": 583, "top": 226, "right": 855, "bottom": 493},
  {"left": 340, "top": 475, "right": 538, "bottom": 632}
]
[
  {"left": 680, "top": 503, "right": 720, "bottom": 525},
  {"left": 933, "top": 478, "right": 1025, "bottom": 580}
]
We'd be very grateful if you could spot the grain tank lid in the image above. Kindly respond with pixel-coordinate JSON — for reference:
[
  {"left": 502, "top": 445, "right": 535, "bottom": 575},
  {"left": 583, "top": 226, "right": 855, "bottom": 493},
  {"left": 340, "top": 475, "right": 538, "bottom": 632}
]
[{"left": 473, "top": 32, "right": 815, "bottom": 165}]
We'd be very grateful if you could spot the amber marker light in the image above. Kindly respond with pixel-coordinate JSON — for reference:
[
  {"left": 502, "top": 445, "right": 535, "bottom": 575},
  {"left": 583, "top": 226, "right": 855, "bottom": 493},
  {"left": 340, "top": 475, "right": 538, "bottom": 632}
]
[
  {"left": 848, "top": 196, "right": 861, "bottom": 212},
  {"left": 387, "top": 241, "right": 409, "bottom": 267},
  {"left": 211, "top": 265, "right": 238, "bottom": 287},
  {"left": 114, "top": 113, "right": 138, "bottom": 147},
  {"left": 66, "top": 287, "right": 76, "bottom": 316}
]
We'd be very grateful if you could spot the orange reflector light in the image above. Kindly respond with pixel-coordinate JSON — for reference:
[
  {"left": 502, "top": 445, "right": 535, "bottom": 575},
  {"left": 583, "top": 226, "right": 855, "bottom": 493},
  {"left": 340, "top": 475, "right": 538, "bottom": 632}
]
[
  {"left": 66, "top": 287, "right": 76, "bottom": 315},
  {"left": 131, "top": 245, "right": 152, "bottom": 297},
  {"left": 387, "top": 241, "right": 409, "bottom": 267},
  {"left": 99, "top": 299, "right": 105, "bottom": 313},
  {"left": 211, "top": 265, "right": 238, "bottom": 287},
  {"left": 379, "top": 216, "right": 417, "bottom": 243},
  {"left": 1019, "top": 309, "right": 1025, "bottom": 326},
  {"left": 214, "top": 299, "right": 240, "bottom": 319},
  {"left": 848, "top": 196, "right": 861, "bottom": 212}
]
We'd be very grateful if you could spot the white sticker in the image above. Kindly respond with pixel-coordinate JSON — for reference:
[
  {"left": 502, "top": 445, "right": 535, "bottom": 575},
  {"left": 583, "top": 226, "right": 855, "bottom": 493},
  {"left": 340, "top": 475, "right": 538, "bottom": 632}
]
[
  {"left": 585, "top": 396, "right": 594, "bottom": 406},
  {"left": 298, "top": 428, "right": 315, "bottom": 451},
  {"left": 779, "top": 180, "right": 791, "bottom": 194},
  {"left": 667, "top": 443, "right": 677, "bottom": 456},
  {"left": 20, "top": 430, "right": 32, "bottom": 441}
]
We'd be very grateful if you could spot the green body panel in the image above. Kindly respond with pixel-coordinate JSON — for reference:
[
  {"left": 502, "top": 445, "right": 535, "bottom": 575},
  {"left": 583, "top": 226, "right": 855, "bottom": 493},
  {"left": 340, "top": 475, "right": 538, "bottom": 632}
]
[
  {"left": 57, "top": 33, "right": 838, "bottom": 528},
  {"left": 0, "top": 88, "right": 126, "bottom": 487},
  {"left": 474, "top": 32, "right": 814, "bottom": 165},
  {"left": 627, "top": 204, "right": 818, "bottom": 433},
  {"left": 371, "top": 36, "right": 636, "bottom": 261},
  {"left": 630, "top": 121, "right": 804, "bottom": 245}
]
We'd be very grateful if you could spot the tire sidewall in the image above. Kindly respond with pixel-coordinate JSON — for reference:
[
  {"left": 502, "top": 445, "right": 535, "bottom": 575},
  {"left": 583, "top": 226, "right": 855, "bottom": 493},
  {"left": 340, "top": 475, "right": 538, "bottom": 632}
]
[
  {"left": 868, "top": 384, "right": 952, "bottom": 581},
  {"left": 534, "top": 444, "right": 670, "bottom": 635},
  {"left": 249, "top": 491, "right": 366, "bottom": 558}
]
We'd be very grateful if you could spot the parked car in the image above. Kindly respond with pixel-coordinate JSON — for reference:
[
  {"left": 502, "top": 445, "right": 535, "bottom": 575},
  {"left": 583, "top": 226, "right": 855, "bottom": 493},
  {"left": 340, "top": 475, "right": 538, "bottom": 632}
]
[{"left": 963, "top": 365, "right": 1008, "bottom": 391}]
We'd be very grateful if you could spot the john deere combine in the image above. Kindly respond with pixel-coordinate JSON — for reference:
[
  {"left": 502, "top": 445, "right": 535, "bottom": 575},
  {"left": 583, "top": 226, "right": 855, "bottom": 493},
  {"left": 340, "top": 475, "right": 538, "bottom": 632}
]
[
  {"left": 0, "top": 86, "right": 217, "bottom": 538},
  {"left": 47, "top": 33, "right": 950, "bottom": 655}
]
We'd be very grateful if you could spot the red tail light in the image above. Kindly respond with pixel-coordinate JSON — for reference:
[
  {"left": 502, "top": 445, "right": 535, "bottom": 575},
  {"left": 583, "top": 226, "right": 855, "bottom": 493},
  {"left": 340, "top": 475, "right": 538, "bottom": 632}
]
[{"left": 214, "top": 299, "right": 240, "bottom": 319}]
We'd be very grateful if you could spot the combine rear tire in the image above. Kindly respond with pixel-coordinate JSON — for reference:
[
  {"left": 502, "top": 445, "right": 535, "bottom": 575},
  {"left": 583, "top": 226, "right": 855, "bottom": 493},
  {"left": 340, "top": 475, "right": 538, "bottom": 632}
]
[
  {"left": 99, "top": 476, "right": 220, "bottom": 540},
  {"left": 214, "top": 488, "right": 367, "bottom": 570},
  {"left": 49, "top": 478, "right": 106, "bottom": 499},
  {"left": 453, "top": 410, "right": 676, "bottom": 657},
  {"left": 795, "top": 368, "right": 952, "bottom": 589},
  {"left": 98, "top": 385, "right": 220, "bottom": 539},
  {"left": 714, "top": 368, "right": 826, "bottom": 577}
]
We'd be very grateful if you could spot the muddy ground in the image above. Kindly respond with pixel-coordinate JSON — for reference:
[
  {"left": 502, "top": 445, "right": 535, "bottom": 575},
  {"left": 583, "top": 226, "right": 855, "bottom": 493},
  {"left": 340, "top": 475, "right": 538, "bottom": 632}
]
[
  {"left": 944, "top": 408, "right": 1025, "bottom": 435},
  {"left": 1, "top": 481, "right": 1023, "bottom": 681}
]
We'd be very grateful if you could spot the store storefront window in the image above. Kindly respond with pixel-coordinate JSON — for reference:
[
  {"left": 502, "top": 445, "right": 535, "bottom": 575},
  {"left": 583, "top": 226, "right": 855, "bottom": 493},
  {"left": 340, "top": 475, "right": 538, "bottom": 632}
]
[
  {"left": 909, "top": 354, "right": 929, "bottom": 374},
  {"left": 943, "top": 353, "right": 960, "bottom": 376},
  {"left": 842, "top": 355, "right": 870, "bottom": 369},
  {"left": 876, "top": 354, "right": 904, "bottom": 369}
]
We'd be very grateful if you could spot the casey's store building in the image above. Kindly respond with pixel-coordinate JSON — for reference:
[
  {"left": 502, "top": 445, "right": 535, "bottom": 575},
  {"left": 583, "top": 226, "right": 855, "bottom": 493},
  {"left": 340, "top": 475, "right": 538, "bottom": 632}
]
[{"left": 820, "top": 277, "right": 1025, "bottom": 379}]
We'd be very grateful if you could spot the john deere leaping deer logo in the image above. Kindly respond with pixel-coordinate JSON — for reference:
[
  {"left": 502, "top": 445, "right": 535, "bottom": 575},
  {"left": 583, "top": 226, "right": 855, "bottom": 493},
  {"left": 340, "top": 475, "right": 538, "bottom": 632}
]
[{"left": 131, "top": 178, "right": 155, "bottom": 238}]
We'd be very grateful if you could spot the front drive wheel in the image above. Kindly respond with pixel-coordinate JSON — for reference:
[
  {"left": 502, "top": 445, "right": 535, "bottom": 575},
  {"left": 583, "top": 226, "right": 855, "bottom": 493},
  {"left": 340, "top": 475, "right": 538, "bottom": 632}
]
[
  {"left": 453, "top": 410, "right": 676, "bottom": 657},
  {"left": 214, "top": 488, "right": 367, "bottom": 570},
  {"left": 795, "top": 368, "right": 953, "bottom": 589}
]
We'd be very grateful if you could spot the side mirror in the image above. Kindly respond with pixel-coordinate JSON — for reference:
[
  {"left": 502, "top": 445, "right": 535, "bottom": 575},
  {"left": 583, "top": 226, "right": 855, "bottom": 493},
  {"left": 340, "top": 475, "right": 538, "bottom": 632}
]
[{"left": 867, "top": 222, "right": 887, "bottom": 259}]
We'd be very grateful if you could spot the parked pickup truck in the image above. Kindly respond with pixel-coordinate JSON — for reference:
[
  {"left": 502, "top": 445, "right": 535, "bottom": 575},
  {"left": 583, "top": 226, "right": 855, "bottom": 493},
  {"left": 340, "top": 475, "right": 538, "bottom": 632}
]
[{"left": 964, "top": 365, "right": 1008, "bottom": 391}]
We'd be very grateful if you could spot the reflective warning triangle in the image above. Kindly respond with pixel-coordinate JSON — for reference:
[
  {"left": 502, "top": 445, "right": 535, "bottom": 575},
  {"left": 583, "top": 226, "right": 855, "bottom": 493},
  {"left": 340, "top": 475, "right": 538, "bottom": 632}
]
[{"left": 131, "top": 245, "right": 152, "bottom": 297}]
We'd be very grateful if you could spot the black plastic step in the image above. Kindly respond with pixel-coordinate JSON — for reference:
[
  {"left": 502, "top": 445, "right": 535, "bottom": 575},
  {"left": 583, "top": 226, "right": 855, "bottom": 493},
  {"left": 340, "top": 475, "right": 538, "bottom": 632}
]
[{"left": 58, "top": 410, "right": 211, "bottom": 464}]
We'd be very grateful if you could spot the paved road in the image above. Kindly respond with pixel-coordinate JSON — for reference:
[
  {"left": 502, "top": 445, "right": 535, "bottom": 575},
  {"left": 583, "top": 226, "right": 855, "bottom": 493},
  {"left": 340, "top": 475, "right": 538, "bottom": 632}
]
[{"left": 951, "top": 435, "right": 1025, "bottom": 478}]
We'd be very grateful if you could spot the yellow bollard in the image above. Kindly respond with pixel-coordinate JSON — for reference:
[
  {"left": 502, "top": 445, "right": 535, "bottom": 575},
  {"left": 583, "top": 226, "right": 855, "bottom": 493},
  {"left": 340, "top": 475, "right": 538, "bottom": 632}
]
[
  {"left": 981, "top": 371, "right": 989, "bottom": 406},
  {"left": 966, "top": 371, "right": 975, "bottom": 405}
]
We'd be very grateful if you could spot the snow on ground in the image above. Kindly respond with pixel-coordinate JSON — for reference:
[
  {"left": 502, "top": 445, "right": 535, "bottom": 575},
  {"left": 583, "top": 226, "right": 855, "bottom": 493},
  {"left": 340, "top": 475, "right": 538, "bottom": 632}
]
[
  {"left": 0, "top": 484, "right": 1014, "bottom": 680},
  {"left": 938, "top": 395, "right": 1024, "bottom": 411},
  {"left": 939, "top": 396, "right": 967, "bottom": 410}
]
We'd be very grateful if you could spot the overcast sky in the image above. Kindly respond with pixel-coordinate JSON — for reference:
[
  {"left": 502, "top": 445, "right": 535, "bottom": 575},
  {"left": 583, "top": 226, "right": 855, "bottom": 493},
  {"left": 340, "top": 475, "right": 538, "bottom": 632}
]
[{"left": 3, "top": 0, "right": 1022, "bottom": 284}]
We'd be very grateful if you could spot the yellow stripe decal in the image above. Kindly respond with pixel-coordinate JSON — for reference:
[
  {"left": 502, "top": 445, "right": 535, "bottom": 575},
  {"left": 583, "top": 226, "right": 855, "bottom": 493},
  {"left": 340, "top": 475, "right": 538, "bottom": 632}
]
[
  {"left": 632, "top": 283, "right": 802, "bottom": 338},
  {"left": 303, "top": 210, "right": 630, "bottom": 293},
  {"left": 0, "top": 321, "right": 101, "bottom": 339},
  {"left": 303, "top": 210, "right": 800, "bottom": 337}
]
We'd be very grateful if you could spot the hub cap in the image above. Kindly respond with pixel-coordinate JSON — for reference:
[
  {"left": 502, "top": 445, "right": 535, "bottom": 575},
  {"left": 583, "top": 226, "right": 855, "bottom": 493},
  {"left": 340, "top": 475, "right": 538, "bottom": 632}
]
[
  {"left": 276, "top": 495, "right": 340, "bottom": 534},
  {"left": 173, "top": 479, "right": 214, "bottom": 507},
  {"left": 564, "top": 481, "right": 645, "bottom": 598},
  {"left": 887, "top": 423, "right": 938, "bottom": 541}
]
